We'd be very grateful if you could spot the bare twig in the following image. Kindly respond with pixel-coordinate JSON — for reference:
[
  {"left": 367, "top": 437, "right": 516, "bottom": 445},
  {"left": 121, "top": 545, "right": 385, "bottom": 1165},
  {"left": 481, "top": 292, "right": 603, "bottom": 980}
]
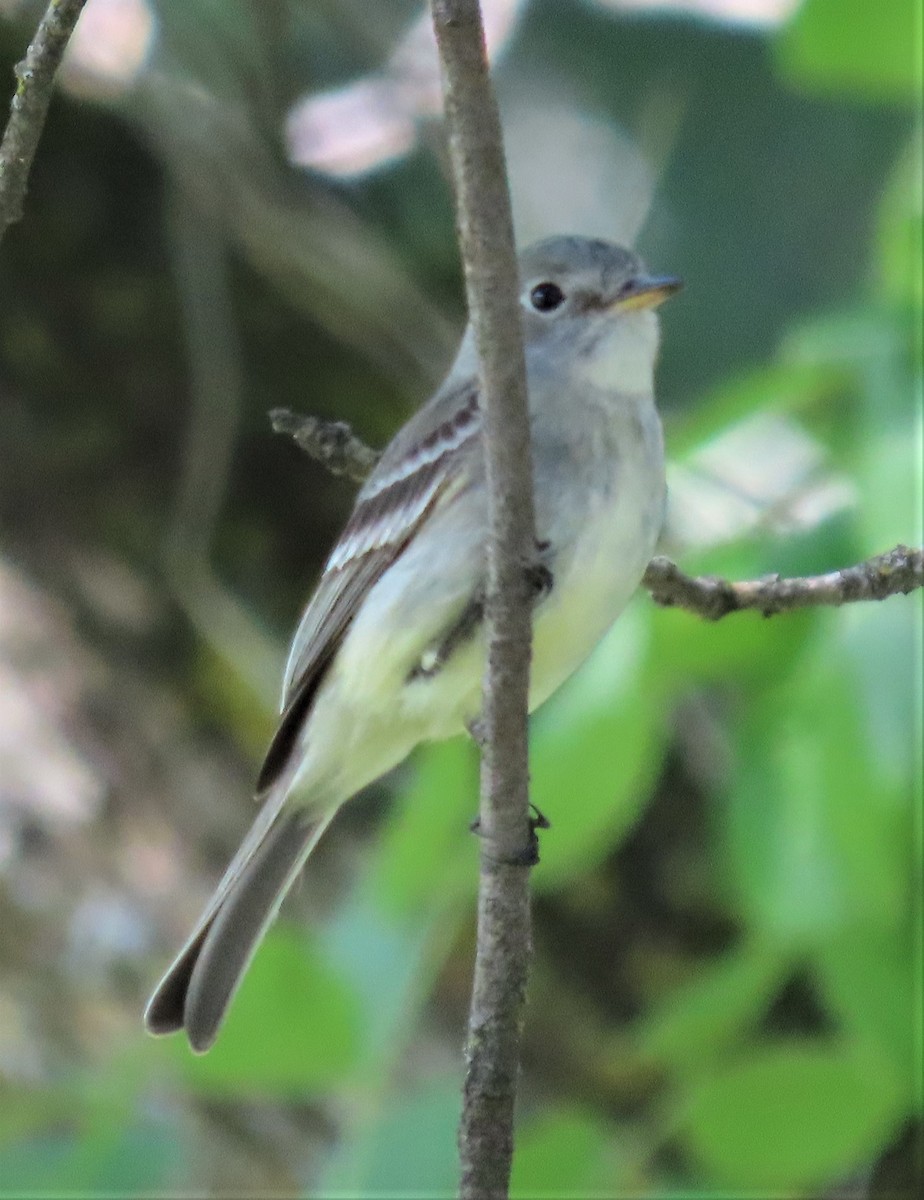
[
  {"left": 269, "top": 408, "right": 380, "bottom": 483},
  {"left": 271, "top": 409, "right": 924, "bottom": 621},
  {"left": 430, "top": 1, "right": 536, "bottom": 1197},
  {"left": 643, "top": 547, "right": 924, "bottom": 618},
  {"left": 0, "top": 0, "right": 88, "bottom": 243}
]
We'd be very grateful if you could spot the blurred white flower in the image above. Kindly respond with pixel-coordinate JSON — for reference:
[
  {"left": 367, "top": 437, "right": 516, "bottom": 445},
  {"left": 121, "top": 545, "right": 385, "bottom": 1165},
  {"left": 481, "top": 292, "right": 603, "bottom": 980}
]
[
  {"left": 286, "top": 0, "right": 526, "bottom": 178},
  {"left": 666, "top": 412, "right": 856, "bottom": 548},
  {"left": 286, "top": 77, "right": 419, "bottom": 179},
  {"left": 59, "top": 0, "right": 156, "bottom": 98},
  {"left": 504, "top": 97, "right": 659, "bottom": 246}
]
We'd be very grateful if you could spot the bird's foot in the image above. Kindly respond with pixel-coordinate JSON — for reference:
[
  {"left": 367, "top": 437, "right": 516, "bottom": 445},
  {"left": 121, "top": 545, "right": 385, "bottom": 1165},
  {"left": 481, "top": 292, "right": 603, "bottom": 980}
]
[{"left": 469, "top": 804, "right": 550, "bottom": 866}]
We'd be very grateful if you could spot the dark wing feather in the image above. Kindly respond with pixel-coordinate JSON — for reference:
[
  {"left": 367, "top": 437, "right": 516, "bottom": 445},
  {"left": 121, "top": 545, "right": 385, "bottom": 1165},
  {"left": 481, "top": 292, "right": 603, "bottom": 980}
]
[{"left": 256, "top": 381, "right": 480, "bottom": 797}]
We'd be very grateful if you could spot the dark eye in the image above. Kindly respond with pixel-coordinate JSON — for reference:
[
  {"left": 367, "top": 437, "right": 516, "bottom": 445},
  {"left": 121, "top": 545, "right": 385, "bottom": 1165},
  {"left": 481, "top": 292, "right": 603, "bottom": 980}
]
[{"left": 529, "top": 282, "right": 565, "bottom": 312}]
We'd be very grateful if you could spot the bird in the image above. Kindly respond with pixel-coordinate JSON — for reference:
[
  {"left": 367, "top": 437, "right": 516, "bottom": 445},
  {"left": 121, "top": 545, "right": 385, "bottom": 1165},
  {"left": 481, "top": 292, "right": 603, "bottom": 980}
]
[{"left": 144, "top": 235, "right": 681, "bottom": 1052}]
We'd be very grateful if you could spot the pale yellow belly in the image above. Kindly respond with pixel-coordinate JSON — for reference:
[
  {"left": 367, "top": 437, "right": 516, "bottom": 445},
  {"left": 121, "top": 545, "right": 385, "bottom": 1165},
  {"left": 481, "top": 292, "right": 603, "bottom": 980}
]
[
  {"left": 393, "top": 485, "right": 660, "bottom": 746},
  {"left": 298, "top": 452, "right": 662, "bottom": 802}
]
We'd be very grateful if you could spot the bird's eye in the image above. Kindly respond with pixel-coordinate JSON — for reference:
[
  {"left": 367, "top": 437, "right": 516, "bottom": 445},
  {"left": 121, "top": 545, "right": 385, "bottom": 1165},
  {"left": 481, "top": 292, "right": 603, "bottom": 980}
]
[{"left": 529, "top": 282, "right": 565, "bottom": 312}]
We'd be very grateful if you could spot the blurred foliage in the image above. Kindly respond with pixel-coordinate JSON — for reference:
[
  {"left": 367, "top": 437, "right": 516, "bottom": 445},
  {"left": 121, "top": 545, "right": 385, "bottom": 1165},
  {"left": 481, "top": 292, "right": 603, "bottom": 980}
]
[
  {"left": 778, "top": 0, "right": 921, "bottom": 102},
  {"left": 0, "top": 0, "right": 921, "bottom": 1197}
]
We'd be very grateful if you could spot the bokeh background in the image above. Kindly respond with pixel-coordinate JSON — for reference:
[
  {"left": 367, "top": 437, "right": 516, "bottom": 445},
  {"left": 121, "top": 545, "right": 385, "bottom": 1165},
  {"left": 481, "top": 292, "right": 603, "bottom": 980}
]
[{"left": 0, "top": 0, "right": 921, "bottom": 1195}]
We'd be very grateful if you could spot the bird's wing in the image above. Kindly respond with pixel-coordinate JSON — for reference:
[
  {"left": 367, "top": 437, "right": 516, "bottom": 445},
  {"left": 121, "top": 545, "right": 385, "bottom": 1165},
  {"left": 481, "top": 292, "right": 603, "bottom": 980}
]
[{"left": 256, "top": 378, "right": 481, "bottom": 797}]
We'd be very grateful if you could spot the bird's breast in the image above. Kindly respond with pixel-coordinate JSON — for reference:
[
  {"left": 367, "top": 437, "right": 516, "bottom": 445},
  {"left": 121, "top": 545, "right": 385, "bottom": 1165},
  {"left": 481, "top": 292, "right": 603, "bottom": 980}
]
[{"left": 528, "top": 397, "right": 664, "bottom": 708}]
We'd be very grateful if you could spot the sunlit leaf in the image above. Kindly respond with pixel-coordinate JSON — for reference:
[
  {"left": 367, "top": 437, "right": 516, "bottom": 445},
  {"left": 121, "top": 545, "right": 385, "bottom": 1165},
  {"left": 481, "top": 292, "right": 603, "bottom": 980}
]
[
  {"left": 852, "top": 315, "right": 923, "bottom": 549},
  {"left": 648, "top": 584, "right": 815, "bottom": 690},
  {"left": 777, "top": 0, "right": 921, "bottom": 102},
  {"left": 722, "top": 616, "right": 912, "bottom": 942},
  {"left": 816, "top": 930, "right": 917, "bottom": 1106},
  {"left": 530, "top": 606, "right": 668, "bottom": 890},
  {"left": 680, "top": 1042, "right": 906, "bottom": 1190},
  {"left": 371, "top": 735, "right": 479, "bottom": 917},
  {"left": 839, "top": 598, "right": 920, "bottom": 793},
  {"left": 511, "top": 1107, "right": 613, "bottom": 1197},
  {"left": 877, "top": 131, "right": 924, "bottom": 307}
]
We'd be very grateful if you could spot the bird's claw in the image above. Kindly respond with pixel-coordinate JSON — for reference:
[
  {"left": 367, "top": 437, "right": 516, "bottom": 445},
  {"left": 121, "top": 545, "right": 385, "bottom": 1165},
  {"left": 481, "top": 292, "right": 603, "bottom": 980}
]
[{"left": 469, "top": 803, "right": 550, "bottom": 866}]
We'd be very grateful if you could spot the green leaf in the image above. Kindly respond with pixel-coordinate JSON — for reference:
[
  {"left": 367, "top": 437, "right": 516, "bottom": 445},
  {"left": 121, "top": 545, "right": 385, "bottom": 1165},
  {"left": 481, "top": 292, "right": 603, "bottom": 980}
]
[
  {"left": 839, "top": 598, "right": 920, "bottom": 791},
  {"left": 725, "top": 698, "right": 835, "bottom": 940},
  {"left": 681, "top": 1042, "right": 905, "bottom": 1191},
  {"left": 723, "top": 620, "right": 910, "bottom": 942},
  {"left": 648, "top": 585, "right": 815, "bottom": 690},
  {"left": 777, "top": 0, "right": 921, "bottom": 102},
  {"left": 816, "top": 931, "right": 917, "bottom": 1104},
  {"left": 640, "top": 943, "right": 788, "bottom": 1075},
  {"left": 371, "top": 735, "right": 479, "bottom": 917},
  {"left": 876, "top": 131, "right": 924, "bottom": 306},
  {"left": 179, "top": 924, "right": 360, "bottom": 1096},
  {"left": 852, "top": 321, "right": 923, "bottom": 548},
  {"left": 776, "top": 301, "right": 919, "bottom": 545},
  {"left": 511, "top": 1107, "right": 613, "bottom": 1197},
  {"left": 530, "top": 605, "right": 668, "bottom": 890}
]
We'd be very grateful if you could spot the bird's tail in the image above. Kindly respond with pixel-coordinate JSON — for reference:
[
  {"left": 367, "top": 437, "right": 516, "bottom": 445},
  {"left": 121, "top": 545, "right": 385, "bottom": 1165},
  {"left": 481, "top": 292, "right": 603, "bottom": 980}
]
[{"left": 144, "top": 796, "right": 334, "bottom": 1053}]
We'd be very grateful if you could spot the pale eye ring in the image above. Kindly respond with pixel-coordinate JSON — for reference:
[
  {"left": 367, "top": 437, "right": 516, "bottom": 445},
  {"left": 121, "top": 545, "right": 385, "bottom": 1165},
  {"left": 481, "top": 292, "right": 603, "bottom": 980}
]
[{"left": 529, "top": 282, "right": 565, "bottom": 312}]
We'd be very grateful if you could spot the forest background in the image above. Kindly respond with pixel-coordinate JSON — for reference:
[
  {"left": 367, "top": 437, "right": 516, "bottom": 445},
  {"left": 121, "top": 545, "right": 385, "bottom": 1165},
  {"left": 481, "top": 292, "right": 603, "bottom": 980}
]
[{"left": 0, "top": 0, "right": 921, "bottom": 1195}]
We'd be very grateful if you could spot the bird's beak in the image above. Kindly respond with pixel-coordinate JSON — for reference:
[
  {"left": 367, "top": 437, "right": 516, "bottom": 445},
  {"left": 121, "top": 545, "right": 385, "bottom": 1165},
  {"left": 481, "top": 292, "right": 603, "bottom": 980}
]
[{"left": 609, "top": 274, "right": 683, "bottom": 313}]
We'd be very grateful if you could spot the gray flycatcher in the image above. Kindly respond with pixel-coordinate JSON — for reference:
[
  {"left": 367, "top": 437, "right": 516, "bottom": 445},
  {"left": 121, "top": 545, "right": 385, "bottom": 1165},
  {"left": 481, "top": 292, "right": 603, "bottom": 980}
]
[{"left": 145, "top": 235, "right": 681, "bottom": 1052}]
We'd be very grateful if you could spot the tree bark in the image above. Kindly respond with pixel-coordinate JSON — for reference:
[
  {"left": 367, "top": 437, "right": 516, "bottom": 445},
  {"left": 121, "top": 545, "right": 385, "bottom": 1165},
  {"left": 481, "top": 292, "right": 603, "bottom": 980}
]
[
  {"left": 429, "top": 2, "right": 537, "bottom": 1196},
  {"left": 0, "top": 0, "right": 88, "bottom": 242}
]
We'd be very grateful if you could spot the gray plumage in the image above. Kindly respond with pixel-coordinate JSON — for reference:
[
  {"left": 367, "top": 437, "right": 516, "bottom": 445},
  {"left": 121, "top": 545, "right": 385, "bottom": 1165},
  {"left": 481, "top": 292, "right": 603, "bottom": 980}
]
[{"left": 145, "top": 236, "right": 680, "bottom": 1051}]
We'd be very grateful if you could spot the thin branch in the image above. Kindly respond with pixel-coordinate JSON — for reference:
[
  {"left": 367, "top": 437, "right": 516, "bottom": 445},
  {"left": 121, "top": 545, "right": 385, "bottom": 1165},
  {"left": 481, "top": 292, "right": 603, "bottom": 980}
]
[
  {"left": 272, "top": 410, "right": 376, "bottom": 475},
  {"left": 430, "top": 2, "right": 536, "bottom": 1198},
  {"left": 0, "top": 0, "right": 88, "bottom": 243},
  {"left": 271, "top": 409, "right": 924, "bottom": 619},
  {"left": 643, "top": 547, "right": 923, "bottom": 618},
  {"left": 269, "top": 408, "right": 379, "bottom": 483}
]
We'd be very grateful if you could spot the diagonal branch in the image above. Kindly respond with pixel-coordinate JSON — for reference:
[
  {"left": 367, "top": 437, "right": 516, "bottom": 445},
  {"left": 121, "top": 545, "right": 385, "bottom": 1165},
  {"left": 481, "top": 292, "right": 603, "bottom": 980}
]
[
  {"left": 271, "top": 408, "right": 924, "bottom": 620},
  {"left": 0, "top": 0, "right": 88, "bottom": 243}
]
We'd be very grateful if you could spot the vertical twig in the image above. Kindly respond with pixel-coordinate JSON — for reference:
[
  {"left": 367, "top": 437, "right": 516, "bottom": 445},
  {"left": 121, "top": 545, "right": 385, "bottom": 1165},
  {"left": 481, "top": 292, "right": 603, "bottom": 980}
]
[
  {"left": 429, "top": 2, "right": 536, "bottom": 1197},
  {"left": 0, "top": 0, "right": 88, "bottom": 243}
]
